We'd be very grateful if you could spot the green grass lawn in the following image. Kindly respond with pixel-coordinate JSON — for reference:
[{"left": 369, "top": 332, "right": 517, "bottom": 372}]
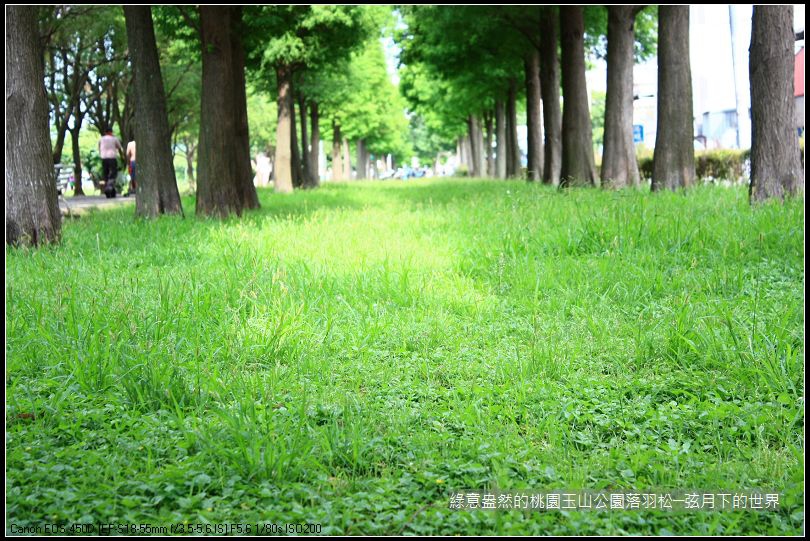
[{"left": 6, "top": 178, "right": 804, "bottom": 535}]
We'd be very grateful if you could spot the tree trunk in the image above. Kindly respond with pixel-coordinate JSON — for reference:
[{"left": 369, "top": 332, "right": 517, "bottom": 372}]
[
  {"left": 197, "top": 7, "right": 242, "bottom": 216},
  {"left": 749, "top": 5, "right": 804, "bottom": 202},
  {"left": 506, "top": 79, "right": 522, "bottom": 178},
  {"left": 651, "top": 6, "right": 695, "bottom": 191},
  {"left": 290, "top": 83, "right": 303, "bottom": 188},
  {"left": 467, "top": 116, "right": 481, "bottom": 177},
  {"left": 463, "top": 134, "right": 474, "bottom": 172},
  {"left": 539, "top": 8, "right": 562, "bottom": 185},
  {"left": 70, "top": 99, "right": 86, "bottom": 196},
  {"left": 332, "top": 121, "right": 343, "bottom": 181},
  {"left": 53, "top": 111, "right": 71, "bottom": 165},
  {"left": 342, "top": 138, "right": 352, "bottom": 180},
  {"left": 51, "top": 46, "right": 85, "bottom": 166},
  {"left": 356, "top": 139, "right": 368, "bottom": 180},
  {"left": 6, "top": 6, "right": 61, "bottom": 246},
  {"left": 308, "top": 100, "right": 320, "bottom": 187},
  {"left": 229, "top": 7, "right": 259, "bottom": 210},
  {"left": 110, "top": 75, "right": 136, "bottom": 147},
  {"left": 184, "top": 137, "right": 197, "bottom": 191},
  {"left": 298, "top": 93, "right": 310, "bottom": 184},
  {"left": 49, "top": 48, "right": 71, "bottom": 165},
  {"left": 602, "top": 6, "right": 641, "bottom": 189},
  {"left": 525, "top": 48, "right": 544, "bottom": 182},
  {"left": 495, "top": 99, "right": 507, "bottom": 179},
  {"left": 121, "top": 82, "right": 137, "bottom": 145},
  {"left": 69, "top": 116, "right": 85, "bottom": 196},
  {"left": 484, "top": 110, "right": 494, "bottom": 177},
  {"left": 473, "top": 116, "right": 487, "bottom": 177},
  {"left": 560, "top": 6, "right": 598, "bottom": 186},
  {"left": 70, "top": 129, "right": 84, "bottom": 196},
  {"left": 53, "top": 127, "right": 68, "bottom": 164},
  {"left": 124, "top": 6, "right": 184, "bottom": 217},
  {"left": 273, "top": 63, "right": 294, "bottom": 193}
]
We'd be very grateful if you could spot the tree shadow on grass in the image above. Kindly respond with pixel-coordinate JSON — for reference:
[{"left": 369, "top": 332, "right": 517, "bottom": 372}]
[{"left": 240, "top": 184, "right": 369, "bottom": 226}]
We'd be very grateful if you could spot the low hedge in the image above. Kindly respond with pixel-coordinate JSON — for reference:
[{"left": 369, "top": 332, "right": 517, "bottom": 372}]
[
  {"left": 638, "top": 149, "right": 751, "bottom": 184},
  {"left": 638, "top": 144, "right": 804, "bottom": 184}
]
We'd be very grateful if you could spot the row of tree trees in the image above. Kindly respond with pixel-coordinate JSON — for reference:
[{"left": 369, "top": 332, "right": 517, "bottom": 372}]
[
  {"left": 38, "top": 7, "right": 198, "bottom": 198},
  {"left": 242, "top": 6, "right": 409, "bottom": 189},
  {"left": 398, "top": 5, "right": 803, "bottom": 200},
  {"left": 7, "top": 5, "right": 411, "bottom": 245},
  {"left": 5, "top": 5, "right": 804, "bottom": 247}
]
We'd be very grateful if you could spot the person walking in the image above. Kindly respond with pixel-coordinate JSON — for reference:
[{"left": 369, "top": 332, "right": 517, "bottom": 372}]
[{"left": 98, "top": 127, "right": 124, "bottom": 198}]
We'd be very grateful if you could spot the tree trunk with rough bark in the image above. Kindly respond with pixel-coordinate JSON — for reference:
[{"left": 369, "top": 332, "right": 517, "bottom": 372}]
[
  {"left": 560, "top": 6, "right": 598, "bottom": 186},
  {"left": 506, "top": 79, "right": 522, "bottom": 178},
  {"left": 308, "top": 100, "right": 320, "bottom": 187},
  {"left": 290, "top": 83, "right": 303, "bottom": 188},
  {"left": 602, "top": 5, "right": 641, "bottom": 189},
  {"left": 652, "top": 6, "right": 695, "bottom": 191},
  {"left": 464, "top": 134, "right": 474, "bottom": 172},
  {"left": 525, "top": 48, "right": 544, "bottom": 181},
  {"left": 229, "top": 7, "right": 259, "bottom": 210},
  {"left": 539, "top": 8, "right": 562, "bottom": 185},
  {"left": 332, "top": 121, "right": 343, "bottom": 181},
  {"left": 70, "top": 99, "right": 86, "bottom": 196},
  {"left": 749, "top": 5, "right": 804, "bottom": 202},
  {"left": 6, "top": 5, "right": 62, "bottom": 246},
  {"left": 298, "top": 93, "right": 310, "bottom": 184},
  {"left": 472, "top": 116, "right": 487, "bottom": 177},
  {"left": 342, "top": 138, "right": 352, "bottom": 180},
  {"left": 53, "top": 125, "right": 69, "bottom": 165},
  {"left": 197, "top": 7, "right": 242, "bottom": 216},
  {"left": 274, "top": 64, "right": 294, "bottom": 193},
  {"left": 124, "top": 5, "right": 184, "bottom": 217},
  {"left": 69, "top": 128, "right": 83, "bottom": 195},
  {"left": 356, "top": 139, "right": 368, "bottom": 180},
  {"left": 467, "top": 116, "right": 481, "bottom": 177}
]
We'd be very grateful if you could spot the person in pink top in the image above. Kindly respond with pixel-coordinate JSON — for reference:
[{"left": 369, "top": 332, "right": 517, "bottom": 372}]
[{"left": 98, "top": 127, "right": 124, "bottom": 197}]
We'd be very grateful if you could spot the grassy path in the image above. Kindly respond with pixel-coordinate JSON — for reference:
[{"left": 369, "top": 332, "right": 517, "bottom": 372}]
[{"left": 6, "top": 179, "right": 804, "bottom": 534}]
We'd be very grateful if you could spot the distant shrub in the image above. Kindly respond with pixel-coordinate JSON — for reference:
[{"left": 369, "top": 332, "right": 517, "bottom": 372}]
[{"left": 455, "top": 164, "right": 469, "bottom": 177}]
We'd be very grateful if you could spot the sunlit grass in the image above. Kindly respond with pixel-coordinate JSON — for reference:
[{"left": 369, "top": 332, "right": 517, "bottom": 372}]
[{"left": 6, "top": 178, "right": 804, "bottom": 534}]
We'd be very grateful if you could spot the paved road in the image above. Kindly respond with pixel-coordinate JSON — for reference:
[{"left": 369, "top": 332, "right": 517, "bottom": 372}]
[{"left": 59, "top": 194, "right": 135, "bottom": 216}]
